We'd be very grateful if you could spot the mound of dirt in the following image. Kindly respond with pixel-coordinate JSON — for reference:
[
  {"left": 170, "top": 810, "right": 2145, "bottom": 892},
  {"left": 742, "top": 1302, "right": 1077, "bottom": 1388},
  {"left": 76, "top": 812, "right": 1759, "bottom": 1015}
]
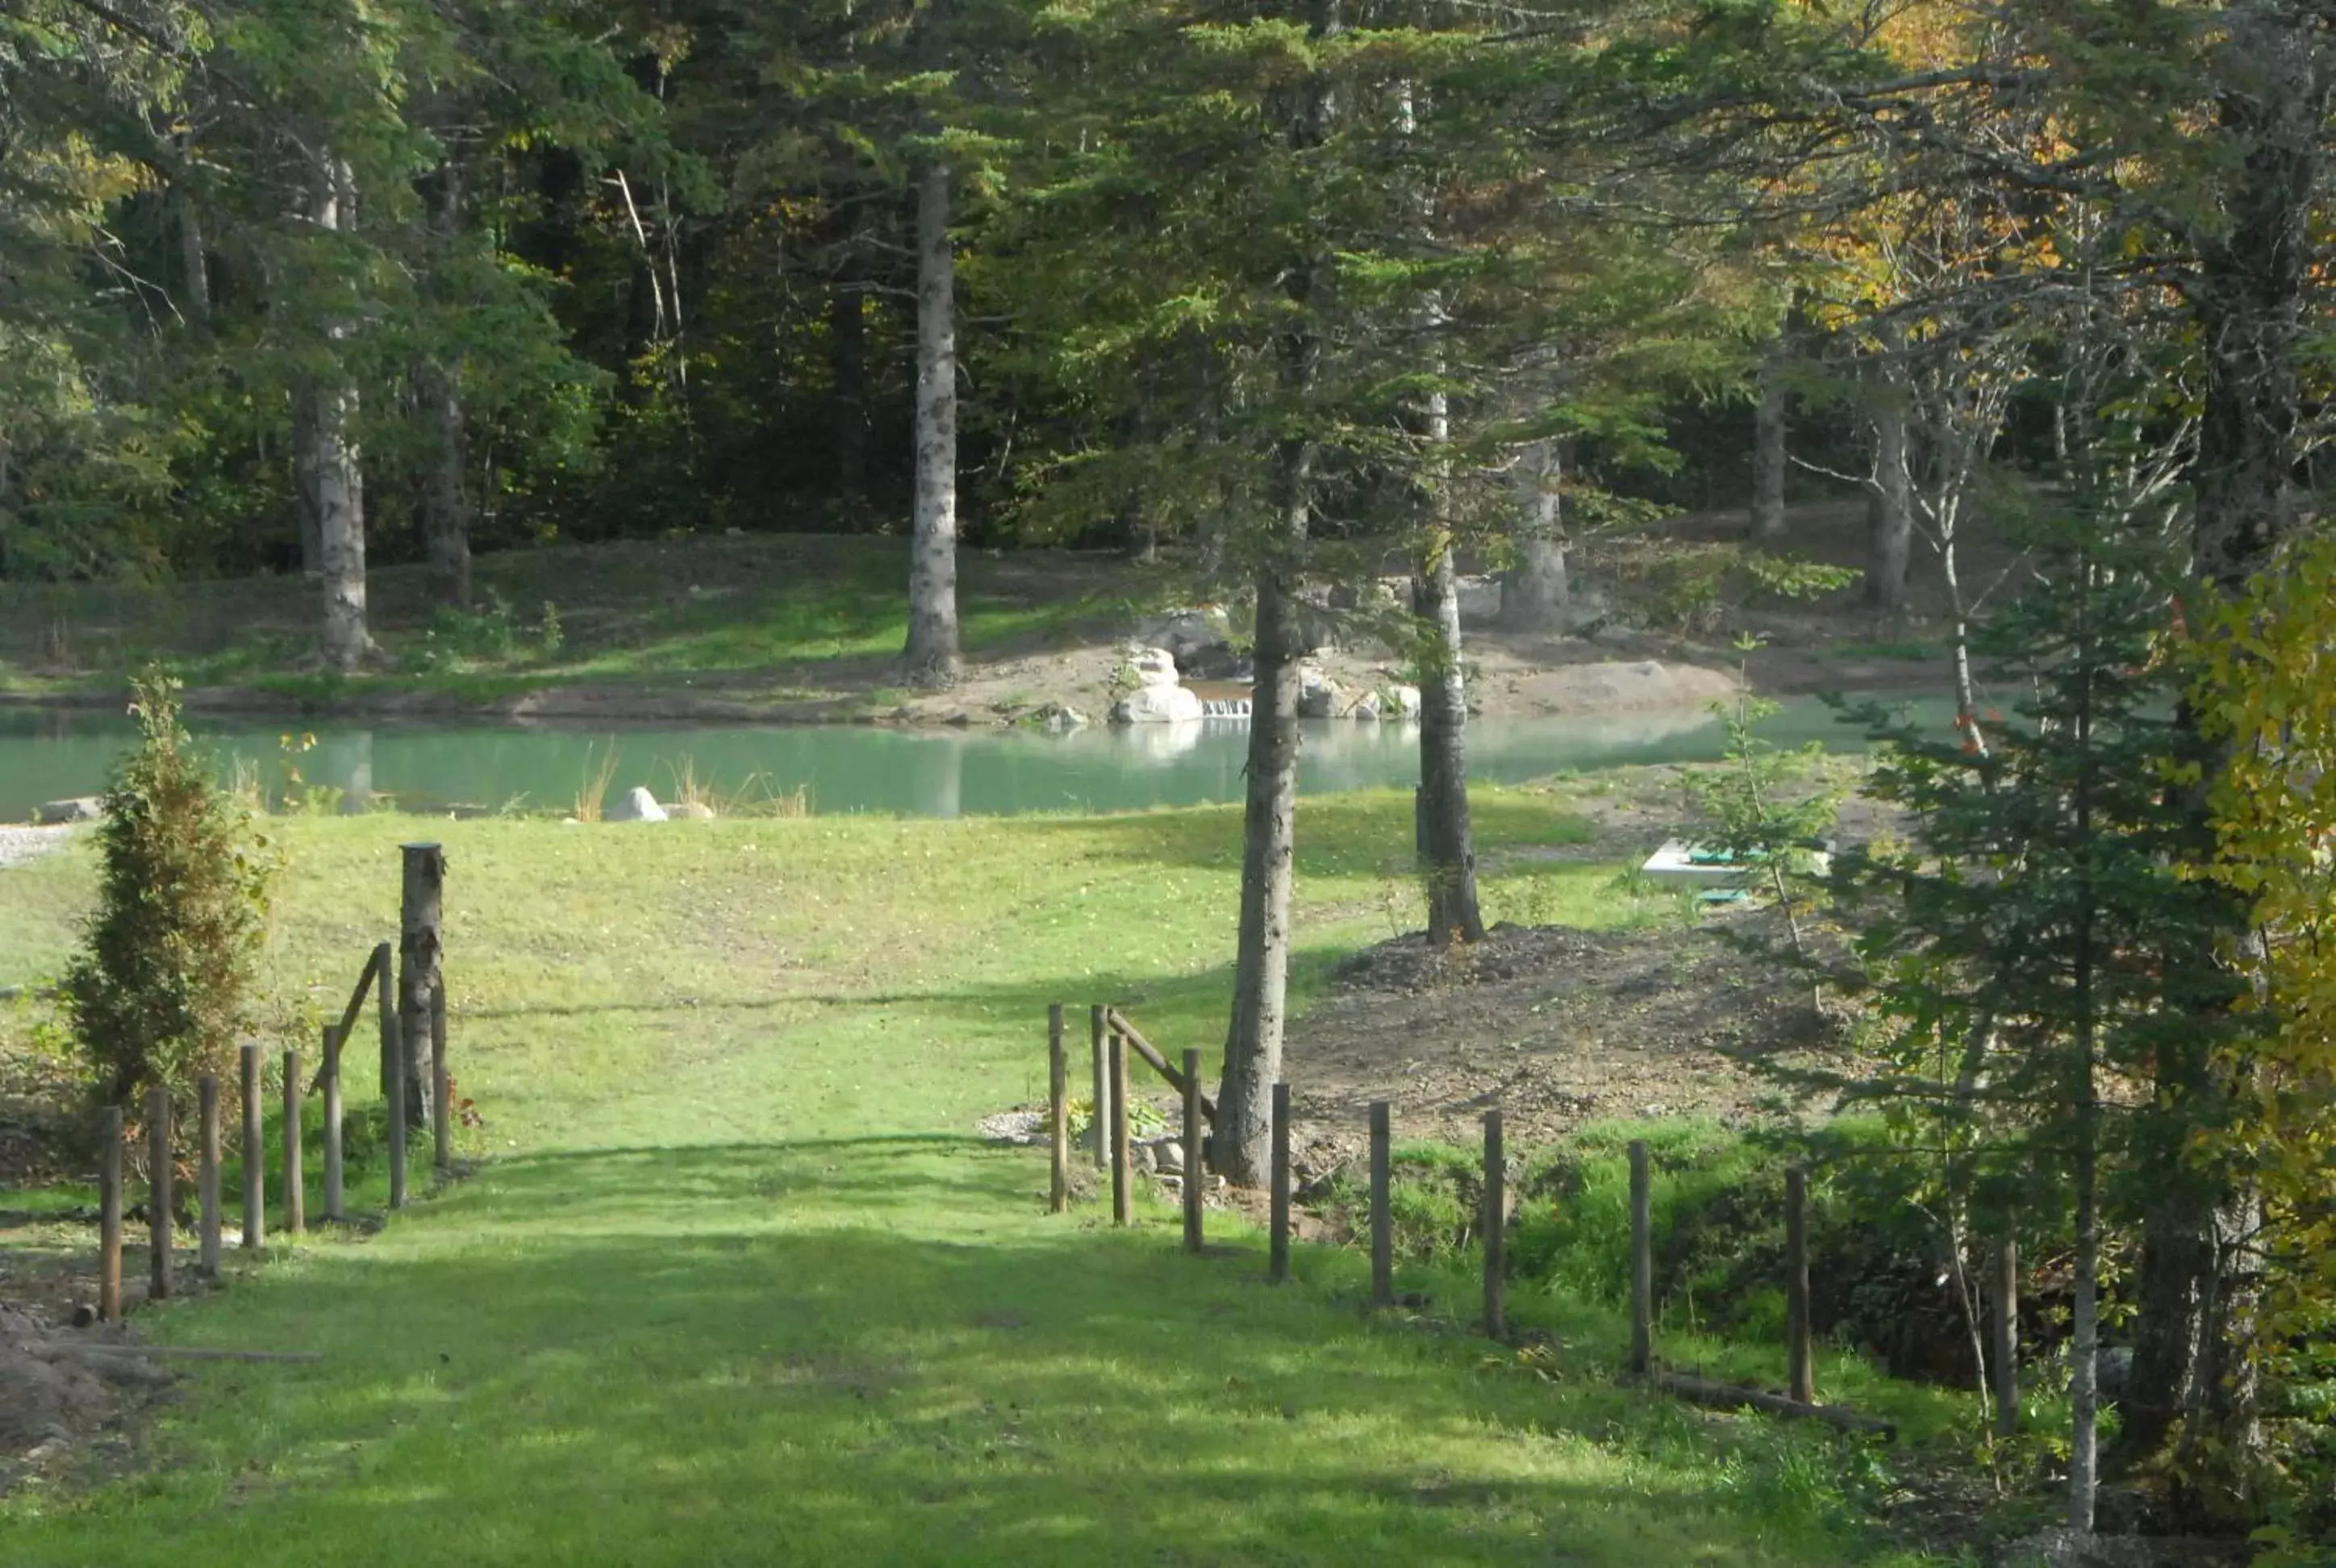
[
  {"left": 0, "top": 1301, "right": 171, "bottom": 1492},
  {"left": 1282, "top": 920, "right": 1858, "bottom": 1170}
]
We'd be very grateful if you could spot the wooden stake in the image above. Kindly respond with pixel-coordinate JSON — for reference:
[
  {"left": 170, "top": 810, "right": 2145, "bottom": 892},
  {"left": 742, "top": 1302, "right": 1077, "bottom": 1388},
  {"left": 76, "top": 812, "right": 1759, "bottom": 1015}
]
[
  {"left": 1992, "top": 1237, "right": 2020, "bottom": 1439},
  {"left": 373, "top": 939, "right": 395, "bottom": 1103},
  {"left": 1628, "top": 1138, "right": 1652, "bottom": 1375},
  {"left": 1108, "top": 1028, "right": 1132, "bottom": 1227},
  {"left": 386, "top": 1003, "right": 407, "bottom": 1211},
  {"left": 147, "top": 1086, "right": 172, "bottom": 1302},
  {"left": 98, "top": 1107, "right": 123, "bottom": 1324},
  {"left": 1483, "top": 1110, "right": 1505, "bottom": 1340},
  {"left": 240, "top": 1045, "right": 264, "bottom": 1250},
  {"left": 198, "top": 1074, "right": 220, "bottom": 1278},
  {"left": 1786, "top": 1166, "right": 1812, "bottom": 1403},
  {"left": 1369, "top": 1102, "right": 1393, "bottom": 1308},
  {"left": 1642, "top": 1371, "right": 1896, "bottom": 1440},
  {"left": 1268, "top": 1082, "right": 1291, "bottom": 1285},
  {"left": 1046, "top": 1004, "right": 1068, "bottom": 1214},
  {"left": 432, "top": 984, "right": 451, "bottom": 1173},
  {"left": 282, "top": 1049, "right": 304, "bottom": 1236},
  {"left": 323, "top": 1024, "right": 344, "bottom": 1223},
  {"left": 1181, "top": 1049, "right": 1203, "bottom": 1253},
  {"left": 1088, "top": 1004, "right": 1109, "bottom": 1170}
]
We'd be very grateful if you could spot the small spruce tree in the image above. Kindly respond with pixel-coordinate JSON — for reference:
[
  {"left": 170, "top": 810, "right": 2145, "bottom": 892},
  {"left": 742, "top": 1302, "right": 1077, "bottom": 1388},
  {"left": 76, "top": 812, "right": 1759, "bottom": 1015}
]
[{"left": 61, "top": 670, "right": 271, "bottom": 1124}]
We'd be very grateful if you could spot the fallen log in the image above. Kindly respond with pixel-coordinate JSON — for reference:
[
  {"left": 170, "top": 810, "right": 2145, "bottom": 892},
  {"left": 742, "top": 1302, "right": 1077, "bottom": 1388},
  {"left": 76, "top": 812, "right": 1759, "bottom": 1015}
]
[
  {"left": 63, "top": 1343, "right": 324, "bottom": 1365},
  {"left": 1637, "top": 1371, "right": 1896, "bottom": 1441}
]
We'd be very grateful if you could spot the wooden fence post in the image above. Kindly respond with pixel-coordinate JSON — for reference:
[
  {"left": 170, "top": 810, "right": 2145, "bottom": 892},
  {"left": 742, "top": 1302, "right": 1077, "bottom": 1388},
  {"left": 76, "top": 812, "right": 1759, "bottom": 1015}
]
[
  {"left": 1088, "top": 1004, "right": 1110, "bottom": 1170},
  {"left": 1483, "top": 1111, "right": 1505, "bottom": 1340},
  {"left": 1182, "top": 1049, "right": 1204, "bottom": 1254},
  {"left": 432, "top": 985, "right": 452, "bottom": 1172},
  {"left": 282, "top": 1049, "right": 304, "bottom": 1236},
  {"left": 1992, "top": 1237, "right": 2020, "bottom": 1438},
  {"left": 198, "top": 1074, "right": 220, "bottom": 1278},
  {"left": 373, "top": 939, "right": 395, "bottom": 1103},
  {"left": 147, "top": 1086, "right": 172, "bottom": 1302},
  {"left": 1047, "top": 1004, "right": 1069, "bottom": 1214},
  {"left": 1268, "top": 1082, "right": 1291, "bottom": 1285},
  {"left": 99, "top": 1107, "right": 123, "bottom": 1324},
  {"left": 387, "top": 1028, "right": 408, "bottom": 1212},
  {"left": 323, "top": 1024, "right": 344, "bottom": 1224},
  {"left": 1369, "top": 1102, "right": 1393, "bottom": 1308},
  {"left": 240, "top": 1044, "right": 264, "bottom": 1250},
  {"left": 1108, "top": 1028, "right": 1132, "bottom": 1227},
  {"left": 1629, "top": 1139, "right": 1652, "bottom": 1375},
  {"left": 1786, "top": 1166, "right": 1813, "bottom": 1404}
]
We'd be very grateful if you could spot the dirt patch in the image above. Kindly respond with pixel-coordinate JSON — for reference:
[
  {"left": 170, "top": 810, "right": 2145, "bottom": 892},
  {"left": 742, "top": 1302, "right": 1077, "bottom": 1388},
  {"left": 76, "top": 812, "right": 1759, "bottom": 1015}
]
[
  {"left": 0, "top": 1298, "right": 175, "bottom": 1496},
  {"left": 1280, "top": 920, "right": 1856, "bottom": 1175}
]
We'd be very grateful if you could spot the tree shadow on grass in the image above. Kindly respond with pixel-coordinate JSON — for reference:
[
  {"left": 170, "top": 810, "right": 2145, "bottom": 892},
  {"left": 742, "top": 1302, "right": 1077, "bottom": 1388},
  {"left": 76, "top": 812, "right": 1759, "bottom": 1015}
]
[{"left": 28, "top": 1136, "right": 1859, "bottom": 1568}]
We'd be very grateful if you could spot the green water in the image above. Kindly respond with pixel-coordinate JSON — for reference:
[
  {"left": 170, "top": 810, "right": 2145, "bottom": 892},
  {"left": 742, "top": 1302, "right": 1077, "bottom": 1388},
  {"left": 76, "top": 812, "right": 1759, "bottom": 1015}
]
[{"left": 0, "top": 694, "right": 1950, "bottom": 821}]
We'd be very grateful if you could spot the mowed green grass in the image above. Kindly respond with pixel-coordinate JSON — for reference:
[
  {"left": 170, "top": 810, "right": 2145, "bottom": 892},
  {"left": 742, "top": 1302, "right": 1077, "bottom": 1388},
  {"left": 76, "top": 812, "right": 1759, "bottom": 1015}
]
[{"left": 0, "top": 792, "right": 1943, "bottom": 1566}]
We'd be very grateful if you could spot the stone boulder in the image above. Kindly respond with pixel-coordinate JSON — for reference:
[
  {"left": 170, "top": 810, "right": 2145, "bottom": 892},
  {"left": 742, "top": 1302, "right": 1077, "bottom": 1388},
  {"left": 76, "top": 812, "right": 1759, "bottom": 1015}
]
[
  {"left": 1033, "top": 703, "right": 1089, "bottom": 732},
  {"left": 1389, "top": 684, "right": 1422, "bottom": 720},
  {"left": 607, "top": 786, "right": 668, "bottom": 823},
  {"left": 1124, "top": 646, "right": 1181, "bottom": 688},
  {"left": 1350, "top": 690, "right": 1383, "bottom": 721},
  {"left": 33, "top": 798, "right": 102, "bottom": 825},
  {"left": 1112, "top": 683, "right": 1204, "bottom": 724},
  {"left": 1455, "top": 574, "right": 1504, "bottom": 626},
  {"left": 1137, "top": 607, "right": 1232, "bottom": 665},
  {"left": 1296, "top": 664, "right": 1344, "bottom": 719}
]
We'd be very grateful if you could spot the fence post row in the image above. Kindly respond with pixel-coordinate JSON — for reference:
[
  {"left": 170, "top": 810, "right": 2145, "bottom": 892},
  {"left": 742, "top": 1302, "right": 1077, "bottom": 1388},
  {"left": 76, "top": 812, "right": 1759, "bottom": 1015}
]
[
  {"left": 1181, "top": 1049, "right": 1204, "bottom": 1254},
  {"left": 1482, "top": 1111, "right": 1505, "bottom": 1341},
  {"left": 1268, "top": 1082, "right": 1291, "bottom": 1285},
  {"left": 1046, "top": 1004, "right": 1069, "bottom": 1214},
  {"left": 1369, "top": 1101, "right": 1393, "bottom": 1309},
  {"left": 147, "top": 1086, "right": 172, "bottom": 1302},
  {"left": 198, "top": 1074, "right": 221, "bottom": 1278},
  {"left": 1629, "top": 1138, "right": 1652, "bottom": 1376},
  {"left": 98, "top": 1106, "right": 123, "bottom": 1324},
  {"left": 241, "top": 1044, "right": 264, "bottom": 1250}
]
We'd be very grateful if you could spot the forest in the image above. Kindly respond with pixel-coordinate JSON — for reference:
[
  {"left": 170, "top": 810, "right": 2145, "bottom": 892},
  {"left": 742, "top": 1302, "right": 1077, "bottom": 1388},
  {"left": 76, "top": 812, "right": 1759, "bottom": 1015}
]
[{"left": 7, "top": 0, "right": 2336, "bottom": 1558}]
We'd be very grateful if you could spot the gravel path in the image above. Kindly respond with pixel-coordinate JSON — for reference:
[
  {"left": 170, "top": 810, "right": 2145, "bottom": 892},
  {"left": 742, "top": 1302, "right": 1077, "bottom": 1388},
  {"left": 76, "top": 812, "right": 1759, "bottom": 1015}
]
[{"left": 0, "top": 825, "right": 73, "bottom": 870}]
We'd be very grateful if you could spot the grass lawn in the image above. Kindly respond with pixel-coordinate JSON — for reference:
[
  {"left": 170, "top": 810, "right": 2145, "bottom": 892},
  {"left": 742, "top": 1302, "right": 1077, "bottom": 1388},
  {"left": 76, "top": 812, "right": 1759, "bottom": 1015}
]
[{"left": 0, "top": 790, "right": 1958, "bottom": 1566}]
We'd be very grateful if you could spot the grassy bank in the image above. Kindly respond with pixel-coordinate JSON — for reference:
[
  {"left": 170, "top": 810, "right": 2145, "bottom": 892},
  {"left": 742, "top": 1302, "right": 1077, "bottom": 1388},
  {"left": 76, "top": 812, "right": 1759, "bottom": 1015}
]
[
  {"left": 0, "top": 535, "right": 1161, "bottom": 707},
  {"left": 1, "top": 792, "right": 1961, "bottom": 1565}
]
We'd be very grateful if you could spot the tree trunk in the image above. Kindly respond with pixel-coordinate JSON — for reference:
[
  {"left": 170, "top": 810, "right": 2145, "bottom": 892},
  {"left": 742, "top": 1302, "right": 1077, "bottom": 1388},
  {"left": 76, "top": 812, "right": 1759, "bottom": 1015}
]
[
  {"left": 173, "top": 183, "right": 209, "bottom": 323},
  {"left": 903, "top": 156, "right": 960, "bottom": 686},
  {"left": 1499, "top": 440, "right": 1569, "bottom": 632},
  {"left": 305, "top": 159, "right": 373, "bottom": 672},
  {"left": 1866, "top": 394, "right": 1913, "bottom": 612},
  {"left": 830, "top": 264, "right": 870, "bottom": 509},
  {"left": 292, "top": 394, "right": 323, "bottom": 575},
  {"left": 1216, "top": 489, "right": 1305, "bottom": 1186},
  {"left": 1748, "top": 348, "right": 1788, "bottom": 542},
  {"left": 1414, "top": 549, "right": 1484, "bottom": 946},
  {"left": 420, "top": 161, "right": 472, "bottom": 609}
]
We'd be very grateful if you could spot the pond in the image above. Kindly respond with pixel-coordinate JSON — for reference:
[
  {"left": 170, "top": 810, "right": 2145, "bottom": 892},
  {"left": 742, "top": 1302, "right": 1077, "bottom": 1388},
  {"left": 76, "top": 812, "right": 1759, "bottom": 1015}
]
[{"left": 0, "top": 693, "right": 1954, "bottom": 822}]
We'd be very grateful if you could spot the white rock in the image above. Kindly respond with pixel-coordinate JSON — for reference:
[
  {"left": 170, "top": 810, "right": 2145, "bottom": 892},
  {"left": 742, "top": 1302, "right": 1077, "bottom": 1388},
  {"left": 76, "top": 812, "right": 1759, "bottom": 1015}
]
[
  {"left": 607, "top": 786, "right": 668, "bottom": 823},
  {"left": 34, "top": 797, "right": 102, "bottom": 824},
  {"left": 1349, "top": 691, "right": 1383, "bottom": 721},
  {"left": 1037, "top": 703, "right": 1089, "bottom": 732},
  {"left": 1389, "top": 684, "right": 1422, "bottom": 720},
  {"left": 1111, "top": 683, "right": 1204, "bottom": 724},
  {"left": 1150, "top": 1139, "right": 1187, "bottom": 1175}
]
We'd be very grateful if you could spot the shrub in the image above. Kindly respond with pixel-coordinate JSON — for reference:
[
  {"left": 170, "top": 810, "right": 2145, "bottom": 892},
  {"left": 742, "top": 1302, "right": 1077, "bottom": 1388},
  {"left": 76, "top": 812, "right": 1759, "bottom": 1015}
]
[{"left": 60, "top": 670, "right": 271, "bottom": 1121}]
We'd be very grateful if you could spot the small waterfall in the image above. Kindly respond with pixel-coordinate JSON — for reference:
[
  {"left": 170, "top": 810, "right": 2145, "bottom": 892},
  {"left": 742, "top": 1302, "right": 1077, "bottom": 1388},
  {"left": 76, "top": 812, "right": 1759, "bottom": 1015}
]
[{"left": 1198, "top": 698, "right": 1252, "bottom": 719}]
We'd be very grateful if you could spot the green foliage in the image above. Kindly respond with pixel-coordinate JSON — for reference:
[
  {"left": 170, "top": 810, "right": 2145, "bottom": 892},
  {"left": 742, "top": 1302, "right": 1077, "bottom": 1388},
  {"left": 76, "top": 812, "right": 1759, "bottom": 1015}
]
[
  {"left": 59, "top": 669, "right": 271, "bottom": 1119},
  {"left": 1686, "top": 653, "right": 1843, "bottom": 952}
]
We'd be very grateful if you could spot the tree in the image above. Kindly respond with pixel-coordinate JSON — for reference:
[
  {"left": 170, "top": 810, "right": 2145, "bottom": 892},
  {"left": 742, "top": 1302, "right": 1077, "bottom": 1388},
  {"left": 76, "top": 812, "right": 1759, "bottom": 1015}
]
[{"left": 61, "top": 670, "right": 271, "bottom": 1124}]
